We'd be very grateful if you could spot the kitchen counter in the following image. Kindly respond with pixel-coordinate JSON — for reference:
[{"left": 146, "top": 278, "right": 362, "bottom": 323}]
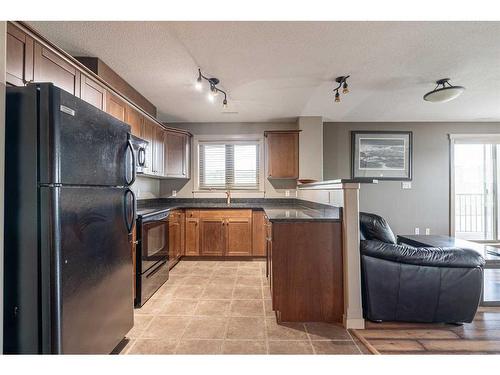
[{"left": 136, "top": 198, "right": 341, "bottom": 222}]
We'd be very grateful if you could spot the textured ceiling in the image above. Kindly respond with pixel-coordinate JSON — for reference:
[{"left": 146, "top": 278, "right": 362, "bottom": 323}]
[{"left": 27, "top": 21, "right": 500, "bottom": 123}]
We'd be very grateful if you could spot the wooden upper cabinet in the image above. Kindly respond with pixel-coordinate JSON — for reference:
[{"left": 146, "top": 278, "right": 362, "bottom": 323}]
[
  {"left": 33, "top": 42, "right": 80, "bottom": 97},
  {"left": 141, "top": 119, "right": 155, "bottom": 175},
  {"left": 265, "top": 130, "right": 300, "bottom": 179},
  {"left": 125, "top": 106, "right": 143, "bottom": 136},
  {"left": 226, "top": 217, "right": 253, "bottom": 256},
  {"left": 252, "top": 211, "right": 267, "bottom": 257},
  {"left": 106, "top": 92, "right": 126, "bottom": 122},
  {"left": 6, "top": 23, "right": 34, "bottom": 86},
  {"left": 80, "top": 75, "right": 107, "bottom": 111},
  {"left": 154, "top": 126, "right": 165, "bottom": 176},
  {"left": 165, "top": 131, "right": 189, "bottom": 178}
]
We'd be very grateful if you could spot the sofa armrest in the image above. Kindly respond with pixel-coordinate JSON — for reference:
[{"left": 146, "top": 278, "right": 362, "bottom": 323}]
[{"left": 360, "top": 240, "right": 485, "bottom": 268}]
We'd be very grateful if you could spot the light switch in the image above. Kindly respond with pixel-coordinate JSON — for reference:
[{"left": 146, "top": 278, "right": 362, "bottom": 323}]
[
  {"left": 172, "top": 190, "right": 177, "bottom": 197},
  {"left": 425, "top": 228, "right": 430, "bottom": 235},
  {"left": 402, "top": 181, "right": 412, "bottom": 189},
  {"left": 285, "top": 190, "right": 290, "bottom": 197},
  {"left": 415, "top": 227, "right": 420, "bottom": 235}
]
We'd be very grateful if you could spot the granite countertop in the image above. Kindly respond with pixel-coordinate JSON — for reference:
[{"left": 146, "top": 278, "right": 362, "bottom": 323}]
[{"left": 136, "top": 198, "right": 341, "bottom": 222}]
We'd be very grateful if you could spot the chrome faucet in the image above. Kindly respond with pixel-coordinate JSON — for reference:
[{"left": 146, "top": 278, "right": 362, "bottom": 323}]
[{"left": 226, "top": 189, "right": 231, "bottom": 206}]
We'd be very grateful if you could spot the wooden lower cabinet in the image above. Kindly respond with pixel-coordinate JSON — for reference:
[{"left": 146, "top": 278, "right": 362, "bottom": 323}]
[
  {"left": 200, "top": 215, "right": 226, "bottom": 256},
  {"left": 185, "top": 210, "right": 200, "bottom": 256},
  {"left": 168, "top": 210, "right": 184, "bottom": 268},
  {"left": 226, "top": 217, "right": 252, "bottom": 256},
  {"left": 252, "top": 211, "right": 267, "bottom": 256},
  {"left": 268, "top": 221, "right": 343, "bottom": 323}
]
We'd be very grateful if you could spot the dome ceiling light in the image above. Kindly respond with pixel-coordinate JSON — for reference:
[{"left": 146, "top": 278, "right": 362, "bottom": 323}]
[
  {"left": 195, "top": 68, "right": 228, "bottom": 108},
  {"left": 333, "top": 75, "right": 350, "bottom": 103},
  {"left": 423, "top": 78, "right": 465, "bottom": 103}
]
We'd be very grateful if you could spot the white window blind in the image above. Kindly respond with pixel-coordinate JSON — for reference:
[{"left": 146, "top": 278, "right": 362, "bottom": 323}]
[{"left": 199, "top": 142, "right": 259, "bottom": 190}]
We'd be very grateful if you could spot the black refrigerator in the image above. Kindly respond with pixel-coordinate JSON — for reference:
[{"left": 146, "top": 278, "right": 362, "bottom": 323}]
[{"left": 4, "top": 83, "right": 136, "bottom": 354}]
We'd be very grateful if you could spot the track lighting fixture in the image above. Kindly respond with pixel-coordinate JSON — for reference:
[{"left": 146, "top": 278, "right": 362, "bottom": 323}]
[
  {"left": 195, "top": 68, "right": 228, "bottom": 108},
  {"left": 333, "top": 75, "right": 350, "bottom": 103}
]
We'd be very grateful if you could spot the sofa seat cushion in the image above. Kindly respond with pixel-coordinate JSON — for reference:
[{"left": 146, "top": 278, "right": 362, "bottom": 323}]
[{"left": 361, "top": 240, "right": 485, "bottom": 268}]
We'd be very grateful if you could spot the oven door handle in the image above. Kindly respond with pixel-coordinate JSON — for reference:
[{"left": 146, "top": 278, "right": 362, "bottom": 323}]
[{"left": 124, "top": 188, "right": 136, "bottom": 234}]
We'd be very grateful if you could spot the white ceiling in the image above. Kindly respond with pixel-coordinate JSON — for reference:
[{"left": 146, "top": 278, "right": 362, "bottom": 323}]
[{"left": 27, "top": 21, "right": 500, "bottom": 123}]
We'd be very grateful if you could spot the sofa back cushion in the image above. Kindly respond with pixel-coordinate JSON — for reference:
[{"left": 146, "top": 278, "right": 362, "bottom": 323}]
[{"left": 360, "top": 212, "right": 397, "bottom": 244}]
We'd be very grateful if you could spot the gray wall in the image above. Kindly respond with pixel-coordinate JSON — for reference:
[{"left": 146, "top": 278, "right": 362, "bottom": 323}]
[
  {"left": 159, "top": 122, "right": 298, "bottom": 198},
  {"left": 324, "top": 122, "right": 500, "bottom": 235}
]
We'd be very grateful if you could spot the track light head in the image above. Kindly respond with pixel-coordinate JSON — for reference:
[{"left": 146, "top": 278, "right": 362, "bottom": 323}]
[
  {"left": 342, "top": 82, "right": 349, "bottom": 94},
  {"left": 335, "top": 91, "right": 340, "bottom": 103}
]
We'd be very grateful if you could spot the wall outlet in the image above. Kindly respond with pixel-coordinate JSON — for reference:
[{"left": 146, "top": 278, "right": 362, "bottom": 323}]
[
  {"left": 402, "top": 181, "right": 412, "bottom": 189},
  {"left": 415, "top": 227, "right": 420, "bottom": 235},
  {"left": 172, "top": 190, "right": 177, "bottom": 197},
  {"left": 425, "top": 228, "right": 430, "bottom": 235},
  {"left": 285, "top": 190, "right": 290, "bottom": 197}
]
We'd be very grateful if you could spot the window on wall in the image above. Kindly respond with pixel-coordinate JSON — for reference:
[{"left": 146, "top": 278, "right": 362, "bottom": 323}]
[{"left": 198, "top": 141, "right": 260, "bottom": 190}]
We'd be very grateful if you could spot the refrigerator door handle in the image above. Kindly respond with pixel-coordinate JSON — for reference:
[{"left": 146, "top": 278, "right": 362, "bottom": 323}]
[
  {"left": 124, "top": 188, "right": 136, "bottom": 234},
  {"left": 126, "top": 138, "right": 136, "bottom": 186}
]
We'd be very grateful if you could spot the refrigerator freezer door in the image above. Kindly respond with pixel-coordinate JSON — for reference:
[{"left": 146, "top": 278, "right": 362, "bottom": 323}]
[
  {"left": 49, "top": 186, "right": 134, "bottom": 354},
  {"left": 38, "top": 84, "right": 133, "bottom": 186}
]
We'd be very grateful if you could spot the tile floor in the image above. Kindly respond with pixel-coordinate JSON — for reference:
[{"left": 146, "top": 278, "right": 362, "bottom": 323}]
[{"left": 123, "top": 259, "right": 364, "bottom": 354}]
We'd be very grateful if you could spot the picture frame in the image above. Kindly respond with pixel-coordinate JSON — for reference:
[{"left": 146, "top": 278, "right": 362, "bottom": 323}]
[{"left": 351, "top": 131, "right": 413, "bottom": 181}]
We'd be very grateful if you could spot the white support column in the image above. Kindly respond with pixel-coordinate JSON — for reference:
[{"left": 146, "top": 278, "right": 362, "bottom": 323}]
[
  {"left": 0, "top": 20, "right": 7, "bottom": 353},
  {"left": 342, "top": 183, "right": 365, "bottom": 329}
]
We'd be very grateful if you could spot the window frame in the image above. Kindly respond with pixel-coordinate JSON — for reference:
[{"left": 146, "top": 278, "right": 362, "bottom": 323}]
[{"left": 193, "top": 134, "right": 265, "bottom": 194}]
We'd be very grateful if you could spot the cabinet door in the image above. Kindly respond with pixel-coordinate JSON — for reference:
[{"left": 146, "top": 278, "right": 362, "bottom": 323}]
[
  {"left": 165, "top": 131, "right": 187, "bottom": 178},
  {"left": 154, "top": 126, "right": 165, "bottom": 176},
  {"left": 106, "top": 92, "right": 126, "bottom": 122},
  {"left": 200, "top": 218, "right": 225, "bottom": 256},
  {"left": 141, "top": 119, "right": 154, "bottom": 174},
  {"left": 80, "top": 75, "right": 107, "bottom": 111},
  {"left": 6, "top": 23, "right": 34, "bottom": 86},
  {"left": 178, "top": 211, "right": 185, "bottom": 258},
  {"left": 252, "top": 211, "right": 267, "bottom": 256},
  {"left": 125, "top": 106, "right": 143, "bottom": 136},
  {"left": 34, "top": 42, "right": 80, "bottom": 97},
  {"left": 226, "top": 218, "right": 253, "bottom": 256},
  {"left": 185, "top": 218, "right": 200, "bottom": 256},
  {"left": 266, "top": 132, "right": 299, "bottom": 179}
]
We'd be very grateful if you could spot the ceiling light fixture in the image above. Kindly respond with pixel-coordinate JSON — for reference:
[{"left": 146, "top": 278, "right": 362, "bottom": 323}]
[
  {"left": 423, "top": 78, "right": 465, "bottom": 103},
  {"left": 195, "top": 68, "right": 228, "bottom": 108},
  {"left": 333, "top": 76, "right": 350, "bottom": 103}
]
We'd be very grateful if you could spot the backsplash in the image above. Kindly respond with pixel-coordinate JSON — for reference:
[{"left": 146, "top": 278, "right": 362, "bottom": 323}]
[{"left": 132, "top": 176, "right": 160, "bottom": 199}]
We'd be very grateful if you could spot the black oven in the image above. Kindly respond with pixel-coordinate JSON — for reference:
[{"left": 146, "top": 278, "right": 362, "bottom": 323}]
[{"left": 135, "top": 209, "right": 170, "bottom": 307}]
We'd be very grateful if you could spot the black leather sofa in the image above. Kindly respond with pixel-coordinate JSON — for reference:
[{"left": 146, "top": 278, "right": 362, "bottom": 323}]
[{"left": 360, "top": 212, "right": 485, "bottom": 324}]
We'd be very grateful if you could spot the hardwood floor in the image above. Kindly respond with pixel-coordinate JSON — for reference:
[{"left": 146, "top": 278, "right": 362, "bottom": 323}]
[{"left": 351, "top": 306, "right": 500, "bottom": 354}]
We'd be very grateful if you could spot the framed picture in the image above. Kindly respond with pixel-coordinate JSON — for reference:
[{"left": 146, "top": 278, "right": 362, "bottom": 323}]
[{"left": 351, "top": 131, "right": 413, "bottom": 180}]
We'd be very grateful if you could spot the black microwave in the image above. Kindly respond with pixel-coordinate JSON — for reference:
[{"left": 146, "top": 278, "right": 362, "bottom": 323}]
[{"left": 129, "top": 134, "right": 148, "bottom": 174}]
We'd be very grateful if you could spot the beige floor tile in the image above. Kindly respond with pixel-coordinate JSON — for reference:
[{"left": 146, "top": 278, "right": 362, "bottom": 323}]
[
  {"left": 175, "top": 339, "right": 223, "bottom": 354},
  {"left": 226, "top": 317, "right": 266, "bottom": 339},
  {"left": 233, "top": 286, "right": 263, "bottom": 299},
  {"left": 127, "top": 339, "right": 179, "bottom": 354},
  {"left": 182, "top": 316, "right": 228, "bottom": 339},
  {"left": 222, "top": 340, "right": 267, "bottom": 354},
  {"left": 216, "top": 261, "right": 239, "bottom": 268},
  {"left": 235, "top": 276, "right": 262, "bottom": 287},
  {"left": 201, "top": 286, "right": 234, "bottom": 300},
  {"left": 195, "top": 300, "right": 231, "bottom": 316},
  {"left": 312, "top": 340, "right": 361, "bottom": 354},
  {"left": 186, "top": 267, "right": 216, "bottom": 276},
  {"left": 264, "top": 299, "right": 275, "bottom": 317},
  {"left": 135, "top": 298, "right": 167, "bottom": 315},
  {"left": 159, "top": 299, "right": 198, "bottom": 316},
  {"left": 150, "top": 284, "right": 177, "bottom": 299},
  {"left": 215, "top": 268, "right": 239, "bottom": 276},
  {"left": 119, "top": 339, "right": 136, "bottom": 355},
  {"left": 237, "top": 267, "right": 263, "bottom": 276},
  {"left": 162, "top": 275, "right": 185, "bottom": 285},
  {"left": 305, "top": 322, "right": 352, "bottom": 340},
  {"left": 126, "top": 315, "right": 154, "bottom": 338},
  {"left": 266, "top": 318, "right": 308, "bottom": 340},
  {"left": 183, "top": 275, "right": 211, "bottom": 286},
  {"left": 268, "top": 340, "right": 314, "bottom": 354},
  {"left": 230, "top": 300, "right": 265, "bottom": 317},
  {"left": 238, "top": 261, "right": 261, "bottom": 269},
  {"left": 141, "top": 316, "right": 191, "bottom": 340},
  {"left": 209, "top": 275, "right": 237, "bottom": 286},
  {"left": 173, "top": 285, "right": 204, "bottom": 299},
  {"left": 262, "top": 286, "right": 272, "bottom": 299}
]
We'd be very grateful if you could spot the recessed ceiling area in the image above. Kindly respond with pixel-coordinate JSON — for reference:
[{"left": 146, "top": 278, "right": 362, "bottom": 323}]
[{"left": 27, "top": 21, "right": 500, "bottom": 123}]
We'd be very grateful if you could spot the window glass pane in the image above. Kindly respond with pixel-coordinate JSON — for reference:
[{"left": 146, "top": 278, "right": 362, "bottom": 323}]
[
  {"left": 454, "top": 144, "right": 494, "bottom": 240},
  {"left": 234, "top": 144, "right": 258, "bottom": 187},
  {"left": 201, "top": 144, "right": 226, "bottom": 187}
]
